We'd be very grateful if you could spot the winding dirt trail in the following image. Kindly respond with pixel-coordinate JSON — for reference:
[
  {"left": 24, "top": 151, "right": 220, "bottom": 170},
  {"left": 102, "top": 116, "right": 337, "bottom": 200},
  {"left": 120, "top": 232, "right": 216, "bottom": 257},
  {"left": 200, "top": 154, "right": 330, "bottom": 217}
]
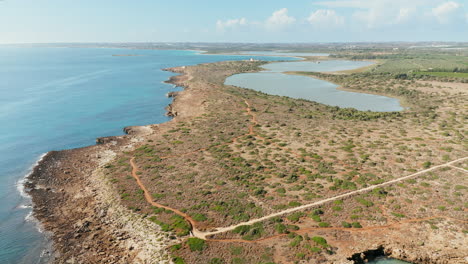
[
  {"left": 130, "top": 158, "right": 206, "bottom": 238},
  {"left": 129, "top": 98, "right": 468, "bottom": 242},
  {"left": 130, "top": 155, "right": 467, "bottom": 241}
]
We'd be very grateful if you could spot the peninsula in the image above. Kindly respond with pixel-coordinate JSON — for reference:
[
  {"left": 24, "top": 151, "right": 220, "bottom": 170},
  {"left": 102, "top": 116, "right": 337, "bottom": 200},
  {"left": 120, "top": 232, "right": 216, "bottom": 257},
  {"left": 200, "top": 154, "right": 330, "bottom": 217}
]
[{"left": 26, "top": 50, "right": 467, "bottom": 264}]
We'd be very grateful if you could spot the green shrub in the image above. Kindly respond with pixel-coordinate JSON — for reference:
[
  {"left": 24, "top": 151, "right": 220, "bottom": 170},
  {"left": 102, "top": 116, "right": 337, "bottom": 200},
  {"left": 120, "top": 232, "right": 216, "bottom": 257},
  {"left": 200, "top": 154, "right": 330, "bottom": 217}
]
[
  {"left": 289, "top": 235, "right": 303, "bottom": 247},
  {"left": 310, "top": 214, "right": 321, "bottom": 222},
  {"left": 332, "top": 206, "right": 343, "bottom": 211},
  {"left": 287, "top": 212, "right": 305, "bottom": 222},
  {"left": 287, "top": 224, "right": 300, "bottom": 231},
  {"left": 312, "top": 236, "right": 328, "bottom": 248},
  {"left": 187, "top": 238, "right": 206, "bottom": 251},
  {"left": 391, "top": 212, "right": 405, "bottom": 218},
  {"left": 233, "top": 225, "right": 251, "bottom": 235},
  {"left": 341, "top": 221, "right": 352, "bottom": 228},
  {"left": 289, "top": 201, "right": 302, "bottom": 207},
  {"left": 209, "top": 258, "right": 224, "bottom": 264},
  {"left": 275, "top": 223, "right": 288, "bottom": 234},
  {"left": 318, "top": 222, "right": 330, "bottom": 227},
  {"left": 170, "top": 244, "right": 182, "bottom": 252},
  {"left": 422, "top": 161, "right": 432, "bottom": 169},
  {"left": 173, "top": 256, "right": 185, "bottom": 264},
  {"left": 192, "top": 213, "right": 207, "bottom": 222},
  {"left": 356, "top": 197, "right": 374, "bottom": 207}
]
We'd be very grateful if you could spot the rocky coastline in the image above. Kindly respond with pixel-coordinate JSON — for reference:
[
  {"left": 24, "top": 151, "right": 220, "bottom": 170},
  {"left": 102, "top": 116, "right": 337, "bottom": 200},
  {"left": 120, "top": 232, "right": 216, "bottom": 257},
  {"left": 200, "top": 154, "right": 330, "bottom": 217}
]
[{"left": 23, "top": 68, "right": 190, "bottom": 263}]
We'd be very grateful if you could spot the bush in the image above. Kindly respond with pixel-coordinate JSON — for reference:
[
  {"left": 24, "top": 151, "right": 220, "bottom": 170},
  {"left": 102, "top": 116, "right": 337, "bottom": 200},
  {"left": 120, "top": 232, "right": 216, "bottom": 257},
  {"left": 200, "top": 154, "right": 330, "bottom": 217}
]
[
  {"left": 356, "top": 197, "right": 374, "bottom": 207},
  {"left": 173, "top": 257, "right": 185, "bottom": 264},
  {"left": 342, "top": 221, "right": 352, "bottom": 228},
  {"left": 275, "top": 223, "right": 288, "bottom": 234},
  {"left": 287, "top": 212, "right": 305, "bottom": 222},
  {"left": 289, "top": 201, "right": 302, "bottom": 207},
  {"left": 289, "top": 235, "right": 303, "bottom": 247},
  {"left": 187, "top": 238, "right": 206, "bottom": 251},
  {"left": 209, "top": 258, "right": 224, "bottom": 264},
  {"left": 332, "top": 206, "right": 343, "bottom": 211},
  {"left": 312, "top": 236, "right": 328, "bottom": 248},
  {"left": 422, "top": 161, "right": 432, "bottom": 169},
  {"left": 318, "top": 222, "right": 330, "bottom": 227},
  {"left": 192, "top": 213, "right": 207, "bottom": 222},
  {"left": 233, "top": 225, "right": 251, "bottom": 235},
  {"left": 310, "top": 214, "right": 321, "bottom": 222},
  {"left": 170, "top": 244, "right": 182, "bottom": 252}
]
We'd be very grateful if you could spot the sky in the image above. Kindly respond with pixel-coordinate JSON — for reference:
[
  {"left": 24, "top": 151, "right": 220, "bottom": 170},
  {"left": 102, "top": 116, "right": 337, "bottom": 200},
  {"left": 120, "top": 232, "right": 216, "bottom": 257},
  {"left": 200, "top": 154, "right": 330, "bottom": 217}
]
[{"left": 0, "top": 0, "right": 467, "bottom": 43}]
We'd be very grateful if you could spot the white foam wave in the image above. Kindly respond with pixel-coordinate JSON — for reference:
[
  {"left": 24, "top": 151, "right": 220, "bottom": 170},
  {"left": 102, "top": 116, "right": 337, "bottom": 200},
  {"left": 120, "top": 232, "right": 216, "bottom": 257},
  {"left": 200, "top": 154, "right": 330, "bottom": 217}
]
[
  {"left": 16, "top": 153, "right": 48, "bottom": 233},
  {"left": 24, "top": 210, "right": 45, "bottom": 233},
  {"left": 16, "top": 152, "right": 47, "bottom": 199}
]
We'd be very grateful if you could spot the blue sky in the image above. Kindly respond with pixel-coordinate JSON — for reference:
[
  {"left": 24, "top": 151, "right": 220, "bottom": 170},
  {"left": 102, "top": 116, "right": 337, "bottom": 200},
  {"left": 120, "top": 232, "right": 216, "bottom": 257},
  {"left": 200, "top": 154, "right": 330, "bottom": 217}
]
[{"left": 1, "top": 0, "right": 467, "bottom": 43}]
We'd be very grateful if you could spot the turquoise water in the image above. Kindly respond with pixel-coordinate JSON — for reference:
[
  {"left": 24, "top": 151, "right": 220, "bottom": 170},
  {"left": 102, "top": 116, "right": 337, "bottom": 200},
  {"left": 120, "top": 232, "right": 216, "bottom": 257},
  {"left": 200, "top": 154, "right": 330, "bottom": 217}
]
[
  {"left": 0, "top": 47, "right": 294, "bottom": 263},
  {"left": 225, "top": 61, "right": 403, "bottom": 112},
  {"left": 368, "top": 257, "right": 412, "bottom": 264}
]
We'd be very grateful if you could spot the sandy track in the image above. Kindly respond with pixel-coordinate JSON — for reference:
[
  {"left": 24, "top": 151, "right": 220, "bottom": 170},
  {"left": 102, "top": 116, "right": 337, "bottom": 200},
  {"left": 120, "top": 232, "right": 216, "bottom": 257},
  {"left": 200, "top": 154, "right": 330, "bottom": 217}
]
[
  {"left": 130, "top": 154, "right": 467, "bottom": 240},
  {"left": 198, "top": 156, "right": 468, "bottom": 238}
]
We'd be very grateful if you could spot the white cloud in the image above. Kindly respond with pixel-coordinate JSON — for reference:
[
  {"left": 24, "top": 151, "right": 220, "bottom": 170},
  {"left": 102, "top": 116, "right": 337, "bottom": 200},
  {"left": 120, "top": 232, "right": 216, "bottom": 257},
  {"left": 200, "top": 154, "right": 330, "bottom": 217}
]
[
  {"left": 216, "top": 18, "right": 248, "bottom": 32},
  {"left": 316, "top": 0, "right": 467, "bottom": 27},
  {"left": 307, "top": 9, "right": 345, "bottom": 28},
  {"left": 432, "top": 1, "right": 463, "bottom": 24},
  {"left": 265, "top": 8, "right": 296, "bottom": 30},
  {"left": 395, "top": 8, "right": 414, "bottom": 24}
]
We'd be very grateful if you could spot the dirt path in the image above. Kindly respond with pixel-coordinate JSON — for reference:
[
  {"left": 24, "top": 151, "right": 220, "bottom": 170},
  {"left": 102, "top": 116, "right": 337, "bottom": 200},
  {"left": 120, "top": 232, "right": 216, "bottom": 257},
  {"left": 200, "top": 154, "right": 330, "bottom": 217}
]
[
  {"left": 208, "top": 214, "right": 468, "bottom": 244},
  {"left": 130, "top": 158, "right": 208, "bottom": 238},
  {"left": 198, "top": 157, "right": 467, "bottom": 239},
  {"left": 130, "top": 155, "right": 467, "bottom": 240}
]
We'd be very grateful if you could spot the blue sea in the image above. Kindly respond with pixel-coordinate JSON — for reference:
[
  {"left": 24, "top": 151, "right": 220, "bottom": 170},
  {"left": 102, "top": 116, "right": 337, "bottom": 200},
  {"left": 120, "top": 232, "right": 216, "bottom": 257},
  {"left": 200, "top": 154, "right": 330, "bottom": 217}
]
[{"left": 0, "top": 47, "right": 294, "bottom": 263}]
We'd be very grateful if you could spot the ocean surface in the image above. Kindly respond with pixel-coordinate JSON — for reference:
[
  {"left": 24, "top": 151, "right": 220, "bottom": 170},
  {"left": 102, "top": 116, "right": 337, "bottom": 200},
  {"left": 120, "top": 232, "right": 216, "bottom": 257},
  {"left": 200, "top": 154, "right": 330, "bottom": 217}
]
[
  {"left": 225, "top": 60, "right": 403, "bottom": 112},
  {"left": 0, "top": 47, "right": 295, "bottom": 263}
]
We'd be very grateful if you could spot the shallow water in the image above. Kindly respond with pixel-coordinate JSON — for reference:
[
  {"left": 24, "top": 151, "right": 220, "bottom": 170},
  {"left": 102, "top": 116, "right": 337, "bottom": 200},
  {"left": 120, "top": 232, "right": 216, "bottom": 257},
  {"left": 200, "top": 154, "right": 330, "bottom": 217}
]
[
  {"left": 0, "top": 47, "right": 294, "bottom": 263},
  {"left": 225, "top": 60, "right": 403, "bottom": 112},
  {"left": 368, "top": 257, "right": 412, "bottom": 264}
]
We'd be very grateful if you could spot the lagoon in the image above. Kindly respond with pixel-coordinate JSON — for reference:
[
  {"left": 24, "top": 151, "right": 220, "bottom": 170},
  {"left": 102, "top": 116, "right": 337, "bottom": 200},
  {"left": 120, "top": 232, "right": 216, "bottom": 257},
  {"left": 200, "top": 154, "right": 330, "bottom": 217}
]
[{"left": 225, "top": 60, "right": 403, "bottom": 112}]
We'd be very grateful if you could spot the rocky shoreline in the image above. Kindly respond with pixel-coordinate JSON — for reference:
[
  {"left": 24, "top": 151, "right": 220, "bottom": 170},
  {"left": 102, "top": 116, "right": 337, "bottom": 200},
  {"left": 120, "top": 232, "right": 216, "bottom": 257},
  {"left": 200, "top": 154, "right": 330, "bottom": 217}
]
[
  {"left": 24, "top": 63, "right": 466, "bottom": 264},
  {"left": 24, "top": 141, "right": 175, "bottom": 263},
  {"left": 23, "top": 67, "right": 190, "bottom": 263}
]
